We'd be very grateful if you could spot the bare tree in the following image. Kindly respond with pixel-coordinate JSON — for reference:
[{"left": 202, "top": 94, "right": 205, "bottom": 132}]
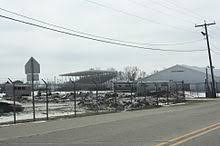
[
  {"left": 107, "top": 67, "right": 116, "bottom": 72},
  {"left": 123, "top": 66, "right": 139, "bottom": 81},
  {"left": 122, "top": 66, "right": 147, "bottom": 81},
  {"left": 116, "top": 71, "right": 125, "bottom": 81},
  {"left": 138, "top": 71, "right": 147, "bottom": 79}
]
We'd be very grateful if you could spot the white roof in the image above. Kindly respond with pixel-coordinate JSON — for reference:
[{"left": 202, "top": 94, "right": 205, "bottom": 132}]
[
  {"left": 140, "top": 64, "right": 220, "bottom": 83},
  {"left": 181, "top": 65, "right": 220, "bottom": 77}
]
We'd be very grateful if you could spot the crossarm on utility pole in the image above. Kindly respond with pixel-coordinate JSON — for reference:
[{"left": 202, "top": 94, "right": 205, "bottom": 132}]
[{"left": 195, "top": 22, "right": 216, "bottom": 27}]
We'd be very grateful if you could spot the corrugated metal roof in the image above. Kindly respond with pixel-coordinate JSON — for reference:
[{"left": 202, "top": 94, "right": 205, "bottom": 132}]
[
  {"left": 60, "top": 70, "right": 117, "bottom": 77},
  {"left": 181, "top": 65, "right": 220, "bottom": 77}
]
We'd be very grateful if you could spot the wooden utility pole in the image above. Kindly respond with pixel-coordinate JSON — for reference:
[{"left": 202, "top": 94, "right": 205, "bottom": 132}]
[{"left": 195, "top": 21, "right": 216, "bottom": 98}]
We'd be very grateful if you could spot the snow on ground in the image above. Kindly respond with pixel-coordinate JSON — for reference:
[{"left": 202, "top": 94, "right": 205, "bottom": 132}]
[
  {"left": 185, "top": 92, "right": 220, "bottom": 98},
  {"left": 161, "top": 102, "right": 186, "bottom": 106},
  {"left": 0, "top": 102, "right": 85, "bottom": 124},
  {"left": 0, "top": 93, "right": 5, "bottom": 98},
  {"left": 185, "top": 91, "right": 206, "bottom": 98},
  {"left": 1, "top": 91, "right": 219, "bottom": 124}
]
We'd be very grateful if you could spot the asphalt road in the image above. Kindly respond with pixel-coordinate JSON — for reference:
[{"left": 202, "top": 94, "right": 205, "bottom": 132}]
[
  {"left": 1, "top": 100, "right": 220, "bottom": 146},
  {"left": 178, "top": 129, "right": 220, "bottom": 146}
]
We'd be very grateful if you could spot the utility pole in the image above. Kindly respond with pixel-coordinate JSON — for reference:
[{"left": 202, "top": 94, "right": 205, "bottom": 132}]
[{"left": 195, "top": 21, "right": 216, "bottom": 98}]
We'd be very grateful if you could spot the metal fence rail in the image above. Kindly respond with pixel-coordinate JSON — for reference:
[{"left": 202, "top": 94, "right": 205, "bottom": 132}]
[{"left": 1, "top": 81, "right": 220, "bottom": 125}]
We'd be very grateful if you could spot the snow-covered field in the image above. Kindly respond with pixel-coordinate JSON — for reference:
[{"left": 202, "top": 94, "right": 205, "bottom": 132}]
[
  {"left": 0, "top": 102, "right": 85, "bottom": 124},
  {"left": 0, "top": 93, "right": 5, "bottom": 98},
  {"left": 185, "top": 91, "right": 205, "bottom": 98},
  {"left": 185, "top": 91, "right": 220, "bottom": 98},
  {"left": 1, "top": 91, "right": 219, "bottom": 124}
]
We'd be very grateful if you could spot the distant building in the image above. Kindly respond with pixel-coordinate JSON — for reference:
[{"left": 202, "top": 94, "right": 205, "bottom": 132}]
[
  {"left": 140, "top": 65, "right": 220, "bottom": 84},
  {"left": 5, "top": 80, "right": 31, "bottom": 97},
  {"left": 138, "top": 65, "right": 220, "bottom": 93},
  {"left": 59, "top": 69, "right": 117, "bottom": 91},
  {"left": 113, "top": 81, "right": 137, "bottom": 93}
]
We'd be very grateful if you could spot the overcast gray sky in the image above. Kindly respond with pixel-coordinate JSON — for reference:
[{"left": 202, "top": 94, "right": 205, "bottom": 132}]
[{"left": 0, "top": 0, "right": 220, "bottom": 81}]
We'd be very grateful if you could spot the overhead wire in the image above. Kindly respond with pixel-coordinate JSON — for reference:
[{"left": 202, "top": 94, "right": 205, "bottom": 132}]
[
  {"left": 126, "top": 0, "right": 209, "bottom": 47},
  {"left": 209, "top": 36, "right": 220, "bottom": 51},
  {"left": 166, "top": 0, "right": 219, "bottom": 39},
  {"left": 142, "top": 39, "right": 204, "bottom": 46},
  {"left": 144, "top": 0, "right": 218, "bottom": 39},
  {"left": 211, "top": 43, "right": 220, "bottom": 52},
  {"left": 83, "top": 0, "right": 199, "bottom": 35},
  {"left": 210, "top": 25, "right": 220, "bottom": 37},
  {"left": 160, "top": 0, "right": 205, "bottom": 21},
  {"left": 127, "top": 0, "right": 197, "bottom": 25},
  {"left": 160, "top": 0, "right": 220, "bottom": 38},
  {"left": 0, "top": 7, "right": 202, "bottom": 47},
  {"left": 208, "top": 41, "right": 220, "bottom": 56},
  {"left": 0, "top": 14, "right": 206, "bottom": 53},
  {"left": 211, "top": 49, "right": 220, "bottom": 55},
  {"left": 145, "top": 0, "right": 198, "bottom": 21},
  {"left": 0, "top": 7, "right": 135, "bottom": 45},
  {"left": 151, "top": 0, "right": 220, "bottom": 57}
]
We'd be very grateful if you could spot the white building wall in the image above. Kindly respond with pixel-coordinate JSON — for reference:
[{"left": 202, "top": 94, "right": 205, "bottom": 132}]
[{"left": 142, "top": 65, "right": 216, "bottom": 84}]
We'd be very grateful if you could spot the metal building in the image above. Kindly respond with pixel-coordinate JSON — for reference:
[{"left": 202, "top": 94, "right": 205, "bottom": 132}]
[
  {"left": 5, "top": 81, "right": 31, "bottom": 97},
  {"left": 138, "top": 65, "right": 220, "bottom": 92}
]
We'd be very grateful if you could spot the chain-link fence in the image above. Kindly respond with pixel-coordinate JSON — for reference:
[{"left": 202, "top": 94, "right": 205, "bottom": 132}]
[
  {"left": 0, "top": 81, "right": 159, "bottom": 124},
  {"left": 188, "top": 82, "right": 220, "bottom": 98},
  {"left": 1, "top": 81, "right": 220, "bottom": 125}
]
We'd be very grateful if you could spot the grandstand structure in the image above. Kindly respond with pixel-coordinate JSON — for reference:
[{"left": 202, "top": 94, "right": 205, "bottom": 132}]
[{"left": 59, "top": 70, "right": 117, "bottom": 91}]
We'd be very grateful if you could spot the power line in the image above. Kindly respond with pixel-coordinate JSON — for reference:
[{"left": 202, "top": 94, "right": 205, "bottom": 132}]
[
  {"left": 128, "top": 0, "right": 197, "bottom": 25},
  {"left": 211, "top": 43, "right": 220, "bottom": 52},
  {"left": 210, "top": 25, "right": 220, "bottom": 36},
  {"left": 211, "top": 49, "right": 220, "bottom": 55},
  {"left": 0, "top": 14, "right": 206, "bottom": 53},
  {"left": 84, "top": 0, "right": 161, "bottom": 24},
  {"left": 0, "top": 7, "right": 201, "bottom": 47},
  {"left": 0, "top": 7, "right": 131, "bottom": 44},
  {"left": 142, "top": 39, "right": 204, "bottom": 46},
  {"left": 83, "top": 0, "right": 198, "bottom": 35},
  {"left": 161, "top": 0, "right": 204, "bottom": 21},
  {"left": 145, "top": 0, "right": 200, "bottom": 21}
]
